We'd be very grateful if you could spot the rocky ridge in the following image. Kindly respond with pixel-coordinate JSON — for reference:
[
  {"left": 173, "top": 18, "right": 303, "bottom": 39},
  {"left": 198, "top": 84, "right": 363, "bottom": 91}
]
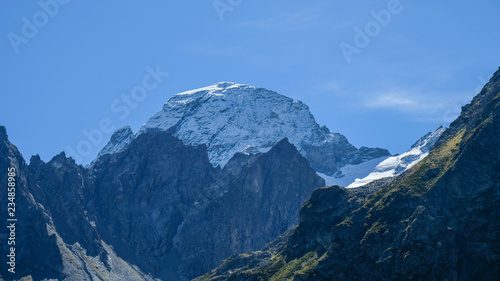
[
  {"left": 0, "top": 126, "right": 324, "bottom": 280},
  {"left": 0, "top": 127, "right": 158, "bottom": 281},
  {"left": 195, "top": 67, "right": 500, "bottom": 281},
  {"left": 95, "top": 125, "right": 134, "bottom": 159}
]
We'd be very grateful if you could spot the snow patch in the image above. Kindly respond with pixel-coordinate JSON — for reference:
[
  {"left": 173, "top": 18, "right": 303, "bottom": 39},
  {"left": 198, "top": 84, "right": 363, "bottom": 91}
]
[{"left": 347, "top": 126, "right": 446, "bottom": 188}]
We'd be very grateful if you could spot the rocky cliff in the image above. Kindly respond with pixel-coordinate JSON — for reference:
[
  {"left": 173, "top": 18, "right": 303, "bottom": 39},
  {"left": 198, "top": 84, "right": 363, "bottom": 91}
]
[
  {"left": 0, "top": 126, "right": 324, "bottom": 280},
  {"left": 175, "top": 138, "right": 324, "bottom": 279},
  {"left": 196, "top": 68, "right": 500, "bottom": 281},
  {"left": 0, "top": 127, "right": 158, "bottom": 281}
]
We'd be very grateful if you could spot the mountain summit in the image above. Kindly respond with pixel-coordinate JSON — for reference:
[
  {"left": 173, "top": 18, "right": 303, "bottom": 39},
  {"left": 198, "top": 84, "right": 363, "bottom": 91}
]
[{"left": 137, "top": 82, "right": 389, "bottom": 175}]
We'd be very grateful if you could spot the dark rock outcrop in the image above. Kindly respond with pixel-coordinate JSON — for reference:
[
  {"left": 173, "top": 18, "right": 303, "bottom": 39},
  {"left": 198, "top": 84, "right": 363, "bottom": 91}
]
[
  {"left": 28, "top": 153, "right": 103, "bottom": 258},
  {"left": 95, "top": 125, "right": 135, "bottom": 158},
  {"left": 176, "top": 138, "right": 325, "bottom": 279},
  {"left": 87, "top": 128, "right": 218, "bottom": 280},
  {"left": 0, "top": 127, "right": 64, "bottom": 280},
  {"left": 0, "top": 127, "right": 160, "bottom": 280}
]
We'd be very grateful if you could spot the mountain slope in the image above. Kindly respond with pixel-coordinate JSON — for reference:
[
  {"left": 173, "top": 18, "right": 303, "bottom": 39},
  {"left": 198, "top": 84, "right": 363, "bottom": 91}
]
[
  {"left": 87, "top": 128, "right": 218, "bottom": 280},
  {"left": 135, "top": 82, "right": 389, "bottom": 175},
  {"left": 196, "top": 67, "right": 500, "bottom": 281},
  {"left": 0, "top": 127, "right": 157, "bottom": 281},
  {"left": 95, "top": 125, "right": 134, "bottom": 158},
  {"left": 0, "top": 125, "right": 325, "bottom": 280},
  {"left": 345, "top": 126, "right": 446, "bottom": 187},
  {"left": 175, "top": 138, "right": 325, "bottom": 279},
  {"left": 90, "top": 129, "right": 325, "bottom": 280},
  {"left": 0, "top": 127, "right": 63, "bottom": 280}
]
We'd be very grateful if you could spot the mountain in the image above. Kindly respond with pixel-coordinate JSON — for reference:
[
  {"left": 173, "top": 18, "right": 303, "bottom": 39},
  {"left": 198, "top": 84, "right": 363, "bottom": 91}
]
[
  {"left": 111, "top": 82, "right": 389, "bottom": 176},
  {"left": 95, "top": 125, "right": 134, "bottom": 158},
  {"left": 320, "top": 126, "right": 445, "bottom": 188},
  {"left": 196, "top": 67, "right": 500, "bottom": 280},
  {"left": 87, "top": 128, "right": 218, "bottom": 280},
  {"left": 0, "top": 125, "right": 324, "bottom": 280},
  {"left": 175, "top": 138, "right": 324, "bottom": 279},
  {"left": 5, "top": 73, "right": 493, "bottom": 281},
  {"left": 338, "top": 126, "right": 445, "bottom": 187},
  {"left": 90, "top": 130, "right": 324, "bottom": 280},
  {"left": 0, "top": 127, "right": 157, "bottom": 281}
]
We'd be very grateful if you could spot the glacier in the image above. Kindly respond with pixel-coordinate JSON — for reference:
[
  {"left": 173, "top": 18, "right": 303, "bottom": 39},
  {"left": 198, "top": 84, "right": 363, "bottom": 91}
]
[{"left": 342, "top": 126, "right": 446, "bottom": 187}]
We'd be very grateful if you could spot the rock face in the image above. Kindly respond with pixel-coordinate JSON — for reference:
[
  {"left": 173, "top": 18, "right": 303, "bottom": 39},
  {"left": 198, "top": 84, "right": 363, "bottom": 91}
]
[
  {"left": 137, "top": 82, "right": 389, "bottom": 175},
  {"left": 195, "top": 68, "right": 500, "bottom": 281},
  {"left": 0, "top": 127, "right": 64, "bottom": 280},
  {"left": 0, "top": 125, "right": 324, "bottom": 280},
  {"left": 88, "top": 130, "right": 324, "bottom": 280},
  {"left": 0, "top": 127, "right": 157, "bottom": 281},
  {"left": 87, "top": 128, "right": 218, "bottom": 280},
  {"left": 175, "top": 138, "right": 325, "bottom": 279},
  {"left": 28, "top": 153, "right": 103, "bottom": 259},
  {"left": 96, "top": 125, "right": 134, "bottom": 158}
]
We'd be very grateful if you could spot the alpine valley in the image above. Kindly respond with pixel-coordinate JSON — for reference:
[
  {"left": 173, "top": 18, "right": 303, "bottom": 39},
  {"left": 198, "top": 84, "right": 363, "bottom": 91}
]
[{"left": 1, "top": 68, "right": 499, "bottom": 281}]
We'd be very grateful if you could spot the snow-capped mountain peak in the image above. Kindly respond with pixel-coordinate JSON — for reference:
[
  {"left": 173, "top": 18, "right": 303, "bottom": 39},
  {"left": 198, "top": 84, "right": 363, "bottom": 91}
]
[
  {"left": 141, "top": 82, "right": 318, "bottom": 165},
  {"left": 134, "top": 82, "right": 389, "bottom": 175}
]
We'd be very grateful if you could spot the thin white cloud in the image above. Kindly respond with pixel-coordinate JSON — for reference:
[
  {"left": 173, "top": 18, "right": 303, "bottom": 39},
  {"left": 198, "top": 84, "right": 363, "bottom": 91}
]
[
  {"left": 361, "top": 90, "right": 476, "bottom": 123},
  {"left": 319, "top": 80, "right": 340, "bottom": 92},
  {"left": 237, "top": 5, "right": 332, "bottom": 31},
  {"left": 365, "top": 94, "right": 417, "bottom": 109}
]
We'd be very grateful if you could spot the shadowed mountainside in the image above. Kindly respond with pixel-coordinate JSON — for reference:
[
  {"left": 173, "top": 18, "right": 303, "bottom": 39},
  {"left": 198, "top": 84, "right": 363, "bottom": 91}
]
[
  {"left": 196, "top": 67, "right": 500, "bottom": 281},
  {"left": 0, "top": 127, "right": 324, "bottom": 280}
]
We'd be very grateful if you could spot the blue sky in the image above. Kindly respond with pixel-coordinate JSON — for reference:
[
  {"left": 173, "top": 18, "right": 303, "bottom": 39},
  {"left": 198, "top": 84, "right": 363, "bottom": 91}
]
[{"left": 1, "top": 0, "right": 499, "bottom": 164}]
